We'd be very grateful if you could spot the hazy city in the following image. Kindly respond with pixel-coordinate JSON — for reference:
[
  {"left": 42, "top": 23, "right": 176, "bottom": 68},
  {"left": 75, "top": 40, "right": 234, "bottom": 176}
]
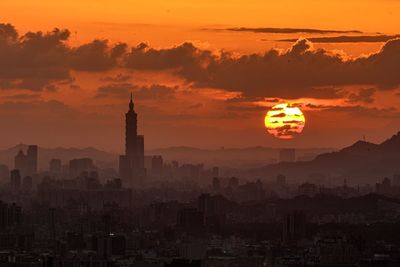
[{"left": 1, "top": 1, "right": 400, "bottom": 266}]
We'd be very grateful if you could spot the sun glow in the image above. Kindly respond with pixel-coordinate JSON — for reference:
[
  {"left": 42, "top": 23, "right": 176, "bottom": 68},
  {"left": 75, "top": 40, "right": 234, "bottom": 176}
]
[{"left": 264, "top": 103, "right": 305, "bottom": 139}]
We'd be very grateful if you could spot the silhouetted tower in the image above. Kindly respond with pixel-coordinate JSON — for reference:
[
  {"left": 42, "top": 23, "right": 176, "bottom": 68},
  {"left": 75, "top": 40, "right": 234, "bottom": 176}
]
[
  {"left": 119, "top": 93, "right": 146, "bottom": 186},
  {"left": 27, "top": 145, "right": 38, "bottom": 175},
  {"left": 14, "top": 145, "right": 38, "bottom": 177},
  {"left": 126, "top": 93, "right": 138, "bottom": 157}
]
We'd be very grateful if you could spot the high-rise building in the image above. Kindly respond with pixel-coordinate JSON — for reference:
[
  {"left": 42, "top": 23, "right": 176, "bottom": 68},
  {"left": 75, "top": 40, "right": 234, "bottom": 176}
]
[
  {"left": 282, "top": 211, "right": 306, "bottom": 243},
  {"left": 69, "top": 158, "right": 95, "bottom": 178},
  {"left": 0, "top": 164, "right": 10, "bottom": 182},
  {"left": 151, "top": 155, "right": 163, "bottom": 177},
  {"left": 14, "top": 145, "right": 38, "bottom": 177},
  {"left": 119, "top": 94, "right": 146, "bottom": 186},
  {"left": 49, "top": 158, "right": 62, "bottom": 174},
  {"left": 10, "top": 169, "right": 21, "bottom": 191}
]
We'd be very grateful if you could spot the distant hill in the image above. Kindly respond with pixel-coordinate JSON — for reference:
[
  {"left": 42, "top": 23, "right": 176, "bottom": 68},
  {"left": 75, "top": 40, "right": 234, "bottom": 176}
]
[
  {"left": 0, "top": 145, "right": 334, "bottom": 172},
  {"left": 249, "top": 132, "right": 400, "bottom": 185},
  {"left": 147, "top": 146, "right": 334, "bottom": 168},
  {"left": 0, "top": 144, "right": 118, "bottom": 171}
]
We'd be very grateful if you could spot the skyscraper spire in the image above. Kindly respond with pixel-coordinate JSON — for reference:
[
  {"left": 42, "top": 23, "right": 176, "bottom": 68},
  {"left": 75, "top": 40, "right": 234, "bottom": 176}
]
[{"left": 129, "top": 92, "right": 134, "bottom": 111}]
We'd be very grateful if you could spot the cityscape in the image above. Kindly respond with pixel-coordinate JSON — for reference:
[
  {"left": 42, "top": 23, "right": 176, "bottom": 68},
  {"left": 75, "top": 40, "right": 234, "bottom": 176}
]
[
  {"left": 0, "top": 95, "right": 400, "bottom": 266},
  {"left": 1, "top": 1, "right": 400, "bottom": 266}
]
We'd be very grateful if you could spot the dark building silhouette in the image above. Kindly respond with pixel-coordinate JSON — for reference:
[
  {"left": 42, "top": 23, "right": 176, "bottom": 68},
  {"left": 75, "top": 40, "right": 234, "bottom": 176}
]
[
  {"left": 14, "top": 145, "right": 38, "bottom": 177},
  {"left": 10, "top": 169, "right": 21, "bottom": 191},
  {"left": 276, "top": 174, "right": 286, "bottom": 186},
  {"left": 22, "top": 176, "right": 32, "bottom": 192},
  {"left": 283, "top": 211, "right": 306, "bottom": 243},
  {"left": 119, "top": 94, "right": 145, "bottom": 187},
  {"left": 69, "top": 158, "right": 94, "bottom": 178},
  {"left": 0, "top": 164, "right": 9, "bottom": 182},
  {"left": 151, "top": 155, "right": 163, "bottom": 177},
  {"left": 177, "top": 208, "right": 204, "bottom": 232},
  {"left": 0, "top": 201, "right": 22, "bottom": 229},
  {"left": 49, "top": 158, "right": 62, "bottom": 174}
]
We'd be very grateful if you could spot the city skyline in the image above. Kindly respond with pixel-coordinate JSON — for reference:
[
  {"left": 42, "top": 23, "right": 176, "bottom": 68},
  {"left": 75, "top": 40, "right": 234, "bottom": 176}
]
[{"left": 0, "top": 0, "right": 399, "bottom": 151}]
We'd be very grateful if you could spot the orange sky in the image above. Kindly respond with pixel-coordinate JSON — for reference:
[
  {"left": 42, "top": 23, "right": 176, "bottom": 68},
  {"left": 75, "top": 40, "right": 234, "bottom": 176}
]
[{"left": 0, "top": 1, "right": 399, "bottom": 151}]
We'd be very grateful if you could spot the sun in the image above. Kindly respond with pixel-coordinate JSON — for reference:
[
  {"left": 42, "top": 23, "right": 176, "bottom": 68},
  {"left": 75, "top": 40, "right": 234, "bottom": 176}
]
[{"left": 264, "top": 103, "right": 306, "bottom": 139}]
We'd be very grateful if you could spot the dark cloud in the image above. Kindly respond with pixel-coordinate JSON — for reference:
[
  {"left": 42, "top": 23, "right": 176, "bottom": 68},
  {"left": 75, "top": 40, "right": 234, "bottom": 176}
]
[
  {"left": 0, "top": 23, "right": 127, "bottom": 91},
  {"left": 0, "top": 26, "right": 71, "bottom": 90},
  {"left": 123, "top": 38, "right": 400, "bottom": 99},
  {"left": 278, "top": 34, "right": 400, "bottom": 43},
  {"left": 271, "top": 113, "right": 286, "bottom": 118},
  {"left": 283, "top": 120, "right": 304, "bottom": 123},
  {"left": 134, "top": 84, "right": 177, "bottom": 100},
  {"left": 96, "top": 83, "right": 133, "bottom": 98},
  {"left": 1, "top": 93, "right": 41, "bottom": 101},
  {"left": 70, "top": 40, "right": 127, "bottom": 71},
  {"left": 96, "top": 83, "right": 176, "bottom": 100},
  {"left": 0, "top": 100, "right": 78, "bottom": 118},
  {"left": 2, "top": 23, "right": 400, "bottom": 101},
  {"left": 224, "top": 27, "right": 362, "bottom": 34},
  {"left": 226, "top": 105, "right": 266, "bottom": 112},
  {"left": 69, "top": 84, "right": 81, "bottom": 90},
  {"left": 187, "top": 103, "right": 203, "bottom": 110},
  {"left": 101, "top": 73, "right": 132, "bottom": 82},
  {"left": 306, "top": 104, "right": 400, "bottom": 118},
  {"left": 347, "top": 88, "right": 376, "bottom": 104}
]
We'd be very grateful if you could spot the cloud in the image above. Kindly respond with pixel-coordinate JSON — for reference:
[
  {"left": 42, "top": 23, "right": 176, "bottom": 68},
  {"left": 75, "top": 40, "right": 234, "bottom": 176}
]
[
  {"left": 96, "top": 83, "right": 133, "bottom": 98},
  {"left": 0, "top": 23, "right": 127, "bottom": 91},
  {"left": 124, "top": 38, "right": 400, "bottom": 99},
  {"left": 306, "top": 104, "right": 400, "bottom": 118},
  {"left": 96, "top": 83, "right": 177, "bottom": 100},
  {"left": 1, "top": 93, "right": 41, "bottom": 101},
  {"left": 346, "top": 88, "right": 376, "bottom": 104},
  {"left": 271, "top": 113, "right": 286, "bottom": 118},
  {"left": 224, "top": 27, "right": 362, "bottom": 34},
  {"left": 101, "top": 73, "right": 132, "bottom": 82},
  {"left": 278, "top": 34, "right": 400, "bottom": 43},
  {"left": 2, "top": 23, "right": 400, "bottom": 101},
  {"left": 70, "top": 40, "right": 127, "bottom": 71},
  {"left": 187, "top": 103, "right": 203, "bottom": 110}
]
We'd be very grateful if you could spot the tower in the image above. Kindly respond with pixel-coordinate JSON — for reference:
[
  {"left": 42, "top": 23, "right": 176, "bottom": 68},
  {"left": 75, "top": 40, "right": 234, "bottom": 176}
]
[{"left": 119, "top": 94, "right": 146, "bottom": 186}]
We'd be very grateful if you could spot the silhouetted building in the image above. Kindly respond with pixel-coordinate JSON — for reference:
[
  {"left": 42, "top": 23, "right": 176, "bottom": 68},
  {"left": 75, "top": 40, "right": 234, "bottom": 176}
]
[
  {"left": 279, "top": 148, "right": 296, "bottom": 162},
  {"left": 283, "top": 211, "right": 306, "bottom": 243},
  {"left": 69, "top": 158, "right": 94, "bottom": 178},
  {"left": 376, "top": 177, "right": 392, "bottom": 195},
  {"left": 49, "top": 158, "right": 62, "bottom": 174},
  {"left": 119, "top": 94, "right": 146, "bottom": 187},
  {"left": 0, "top": 201, "right": 22, "bottom": 229},
  {"left": 228, "top": 177, "right": 239, "bottom": 189},
  {"left": 22, "top": 176, "right": 32, "bottom": 192},
  {"left": 10, "top": 169, "right": 21, "bottom": 191},
  {"left": 151, "top": 155, "right": 163, "bottom": 177},
  {"left": 14, "top": 145, "right": 38, "bottom": 177},
  {"left": 212, "top": 167, "right": 219, "bottom": 178},
  {"left": 298, "top": 182, "right": 318, "bottom": 197},
  {"left": 212, "top": 177, "right": 221, "bottom": 192},
  {"left": 0, "top": 164, "right": 9, "bottom": 182},
  {"left": 177, "top": 208, "right": 204, "bottom": 232},
  {"left": 276, "top": 174, "right": 286, "bottom": 186}
]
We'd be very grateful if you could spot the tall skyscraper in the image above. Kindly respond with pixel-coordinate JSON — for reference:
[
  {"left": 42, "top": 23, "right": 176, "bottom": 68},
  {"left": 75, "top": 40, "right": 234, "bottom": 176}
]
[
  {"left": 119, "top": 94, "right": 146, "bottom": 186},
  {"left": 14, "top": 145, "right": 38, "bottom": 177}
]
